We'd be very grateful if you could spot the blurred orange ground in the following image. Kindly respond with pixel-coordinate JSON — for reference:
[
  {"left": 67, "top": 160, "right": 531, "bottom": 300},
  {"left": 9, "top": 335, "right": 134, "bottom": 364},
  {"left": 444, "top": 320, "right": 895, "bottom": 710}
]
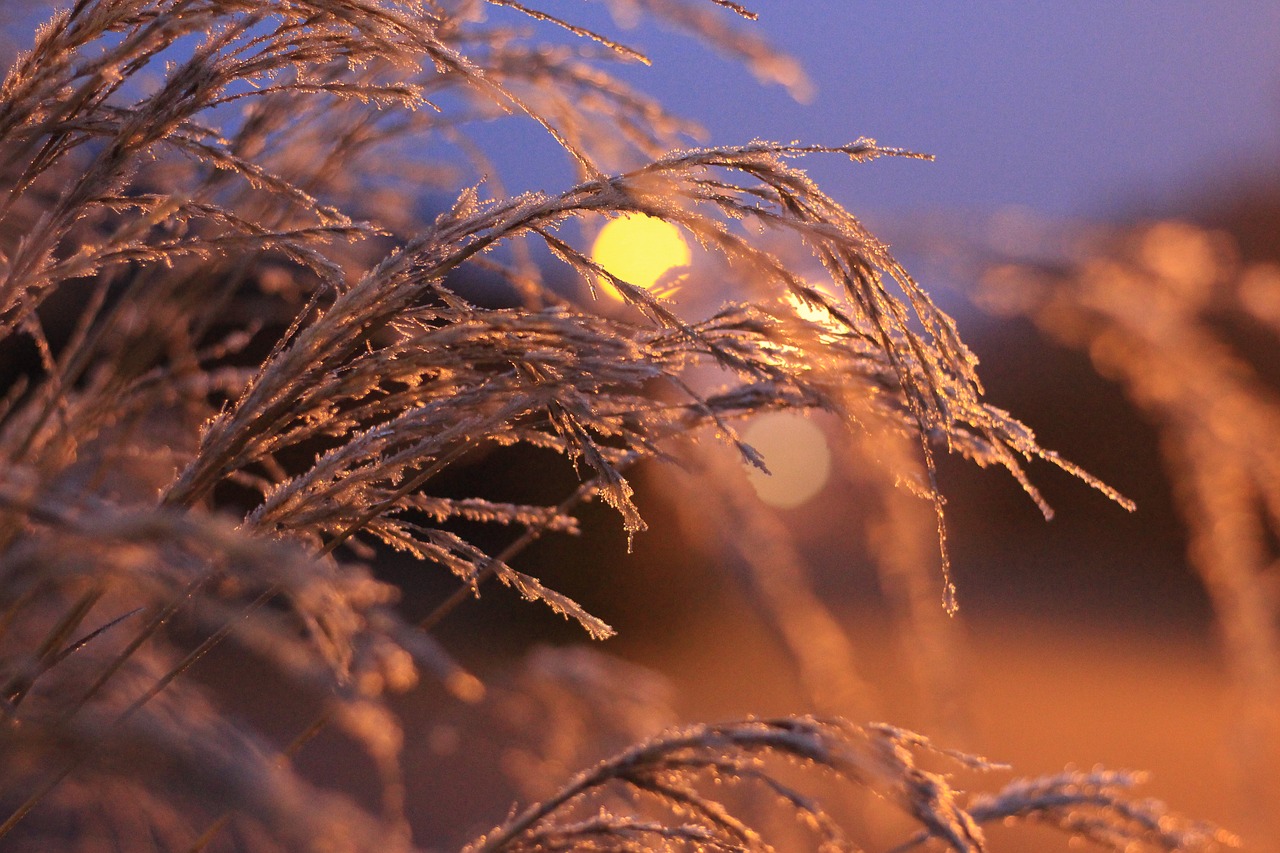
[{"left": 648, "top": 604, "right": 1266, "bottom": 852}]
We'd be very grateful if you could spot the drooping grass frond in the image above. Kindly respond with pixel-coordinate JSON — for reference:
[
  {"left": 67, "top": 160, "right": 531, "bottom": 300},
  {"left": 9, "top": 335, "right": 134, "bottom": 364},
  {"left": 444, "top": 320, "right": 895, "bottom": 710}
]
[
  {"left": 464, "top": 717, "right": 986, "bottom": 853},
  {"left": 468, "top": 718, "right": 1228, "bottom": 853},
  {"left": 963, "top": 770, "right": 1237, "bottom": 852},
  {"left": 0, "top": 481, "right": 455, "bottom": 849},
  {"left": 0, "top": 0, "right": 1224, "bottom": 849},
  {"left": 889, "top": 768, "right": 1236, "bottom": 853}
]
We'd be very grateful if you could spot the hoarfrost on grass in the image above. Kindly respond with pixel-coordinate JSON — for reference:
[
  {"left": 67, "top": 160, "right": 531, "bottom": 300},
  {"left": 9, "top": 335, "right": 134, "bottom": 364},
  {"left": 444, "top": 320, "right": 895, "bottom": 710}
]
[{"left": 0, "top": 0, "right": 1229, "bottom": 850}]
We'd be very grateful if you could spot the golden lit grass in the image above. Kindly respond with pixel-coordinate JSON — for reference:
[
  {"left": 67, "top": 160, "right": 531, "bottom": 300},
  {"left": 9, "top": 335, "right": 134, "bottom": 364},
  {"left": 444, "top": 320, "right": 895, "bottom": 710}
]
[{"left": 0, "top": 0, "right": 1243, "bottom": 849}]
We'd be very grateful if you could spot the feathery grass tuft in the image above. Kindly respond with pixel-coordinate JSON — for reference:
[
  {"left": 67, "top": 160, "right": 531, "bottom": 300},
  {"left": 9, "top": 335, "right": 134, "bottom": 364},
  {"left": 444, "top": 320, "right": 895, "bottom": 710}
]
[{"left": 0, "top": 1, "right": 1226, "bottom": 849}]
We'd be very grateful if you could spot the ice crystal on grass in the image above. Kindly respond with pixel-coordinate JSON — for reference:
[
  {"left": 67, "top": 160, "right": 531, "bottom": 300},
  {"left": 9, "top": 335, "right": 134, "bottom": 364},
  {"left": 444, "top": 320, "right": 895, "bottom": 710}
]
[{"left": 0, "top": 0, "right": 1223, "bottom": 849}]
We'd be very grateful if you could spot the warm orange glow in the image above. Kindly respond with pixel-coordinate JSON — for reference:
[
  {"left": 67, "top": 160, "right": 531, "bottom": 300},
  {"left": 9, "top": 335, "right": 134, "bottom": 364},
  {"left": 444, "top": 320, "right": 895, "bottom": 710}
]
[
  {"left": 743, "top": 412, "right": 832, "bottom": 509},
  {"left": 589, "top": 213, "right": 690, "bottom": 300},
  {"left": 787, "top": 280, "right": 842, "bottom": 326}
]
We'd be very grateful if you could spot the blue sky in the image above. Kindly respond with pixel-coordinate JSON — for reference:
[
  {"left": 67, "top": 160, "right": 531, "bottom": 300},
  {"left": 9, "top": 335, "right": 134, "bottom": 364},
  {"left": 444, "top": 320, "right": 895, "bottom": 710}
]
[
  {"left": 651, "top": 3, "right": 1280, "bottom": 219},
  {"left": 6, "top": 2, "right": 1274, "bottom": 221},
  {"left": 486, "top": 2, "right": 1280, "bottom": 222}
]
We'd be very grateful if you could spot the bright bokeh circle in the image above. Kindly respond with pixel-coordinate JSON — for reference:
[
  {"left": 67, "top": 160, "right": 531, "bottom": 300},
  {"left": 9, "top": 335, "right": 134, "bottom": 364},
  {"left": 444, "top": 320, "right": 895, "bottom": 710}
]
[{"left": 589, "top": 213, "right": 690, "bottom": 299}]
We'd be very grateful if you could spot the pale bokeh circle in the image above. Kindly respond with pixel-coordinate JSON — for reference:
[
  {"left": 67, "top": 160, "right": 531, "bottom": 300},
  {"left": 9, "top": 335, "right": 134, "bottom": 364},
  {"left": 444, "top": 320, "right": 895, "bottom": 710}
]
[{"left": 742, "top": 412, "right": 832, "bottom": 509}]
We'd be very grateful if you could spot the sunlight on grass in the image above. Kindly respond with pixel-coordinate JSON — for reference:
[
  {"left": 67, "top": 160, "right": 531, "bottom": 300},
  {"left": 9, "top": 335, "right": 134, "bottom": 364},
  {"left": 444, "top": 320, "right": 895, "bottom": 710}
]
[
  {"left": 743, "top": 412, "right": 832, "bottom": 509},
  {"left": 590, "top": 212, "right": 690, "bottom": 300},
  {"left": 786, "top": 279, "right": 842, "bottom": 326}
]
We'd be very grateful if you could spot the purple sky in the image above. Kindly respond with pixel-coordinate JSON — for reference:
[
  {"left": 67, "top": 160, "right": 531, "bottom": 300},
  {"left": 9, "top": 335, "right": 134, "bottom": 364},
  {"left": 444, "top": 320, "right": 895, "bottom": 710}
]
[
  {"left": 627, "top": 2, "right": 1280, "bottom": 220},
  {"left": 4, "top": 2, "right": 1274, "bottom": 220},
  {"left": 467, "top": 2, "right": 1277, "bottom": 224}
]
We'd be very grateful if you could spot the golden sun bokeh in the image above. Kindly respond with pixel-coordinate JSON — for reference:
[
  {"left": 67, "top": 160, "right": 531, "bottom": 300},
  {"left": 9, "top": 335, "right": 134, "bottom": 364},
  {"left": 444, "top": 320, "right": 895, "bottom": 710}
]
[{"left": 589, "top": 212, "right": 690, "bottom": 300}]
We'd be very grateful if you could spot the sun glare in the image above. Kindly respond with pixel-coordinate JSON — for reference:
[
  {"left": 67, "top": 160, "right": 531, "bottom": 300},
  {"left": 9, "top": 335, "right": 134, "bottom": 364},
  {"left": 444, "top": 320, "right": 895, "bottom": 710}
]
[
  {"left": 786, "top": 279, "right": 842, "bottom": 326},
  {"left": 743, "top": 412, "right": 832, "bottom": 509},
  {"left": 590, "top": 213, "right": 690, "bottom": 300}
]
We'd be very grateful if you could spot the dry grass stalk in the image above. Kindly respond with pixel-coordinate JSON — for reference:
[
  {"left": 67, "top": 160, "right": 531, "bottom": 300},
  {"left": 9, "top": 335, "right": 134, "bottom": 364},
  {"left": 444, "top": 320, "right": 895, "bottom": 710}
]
[{"left": 0, "top": 0, "right": 1226, "bottom": 849}]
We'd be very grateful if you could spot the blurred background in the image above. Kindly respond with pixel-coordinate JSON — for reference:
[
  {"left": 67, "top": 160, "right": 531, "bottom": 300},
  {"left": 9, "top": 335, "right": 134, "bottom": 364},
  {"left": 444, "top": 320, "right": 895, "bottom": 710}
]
[
  {"left": 7, "top": 2, "right": 1280, "bottom": 849},
  {"left": 398, "top": 4, "right": 1280, "bottom": 850}
]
